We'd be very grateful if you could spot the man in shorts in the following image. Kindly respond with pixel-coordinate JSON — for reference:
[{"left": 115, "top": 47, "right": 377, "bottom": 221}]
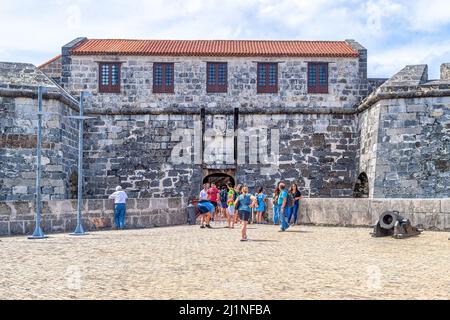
[{"left": 197, "top": 199, "right": 214, "bottom": 229}]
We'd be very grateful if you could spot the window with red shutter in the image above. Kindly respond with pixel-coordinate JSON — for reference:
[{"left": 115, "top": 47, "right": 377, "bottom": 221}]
[
  {"left": 206, "top": 62, "right": 227, "bottom": 93},
  {"left": 308, "top": 62, "right": 328, "bottom": 93},
  {"left": 257, "top": 63, "right": 278, "bottom": 93},
  {"left": 99, "top": 62, "right": 121, "bottom": 93},
  {"left": 153, "top": 63, "right": 174, "bottom": 93}
]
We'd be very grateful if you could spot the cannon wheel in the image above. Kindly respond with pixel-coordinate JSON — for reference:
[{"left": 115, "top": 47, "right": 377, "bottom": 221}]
[{"left": 379, "top": 211, "right": 399, "bottom": 229}]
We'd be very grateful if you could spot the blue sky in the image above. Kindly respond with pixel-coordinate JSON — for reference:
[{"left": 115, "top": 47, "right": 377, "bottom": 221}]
[{"left": 0, "top": 0, "right": 449, "bottom": 79}]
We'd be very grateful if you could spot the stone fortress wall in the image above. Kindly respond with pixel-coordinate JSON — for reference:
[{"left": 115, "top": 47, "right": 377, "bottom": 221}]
[
  {"left": 57, "top": 38, "right": 448, "bottom": 199},
  {"left": 58, "top": 38, "right": 368, "bottom": 199},
  {"left": 2, "top": 38, "right": 448, "bottom": 203},
  {"left": 357, "top": 65, "right": 450, "bottom": 198},
  {"left": 236, "top": 112, "right": 358, "bottom": 197},
  {"left": 0, "top": 62, "right": 80, "bottom": 201},
  {"left": 65, "top": 54, "right": 364, "bottom": 111},
  {"left": 1, "top": 197, "right": 448, "bottom": 236},
  {"left": 0, "top": 38, "right": 449, "bottom": 237}
]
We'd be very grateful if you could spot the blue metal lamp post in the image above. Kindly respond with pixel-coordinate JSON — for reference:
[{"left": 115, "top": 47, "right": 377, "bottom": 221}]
[
  {"left": 28, "top": 86, "right": 49, "bottom": 239},
  {"left": 68, "top": 92, "right": 95, "bottom": 236}
]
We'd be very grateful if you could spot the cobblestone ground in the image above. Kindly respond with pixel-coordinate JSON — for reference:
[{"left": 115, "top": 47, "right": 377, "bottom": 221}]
[{"left": 0, "top": 223, "right": 449, "bottom": 300}]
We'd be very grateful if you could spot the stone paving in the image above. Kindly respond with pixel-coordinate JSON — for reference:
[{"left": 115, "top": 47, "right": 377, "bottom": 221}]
[{"left": 0, "top": 223, "right": 449, "bottom": 300}]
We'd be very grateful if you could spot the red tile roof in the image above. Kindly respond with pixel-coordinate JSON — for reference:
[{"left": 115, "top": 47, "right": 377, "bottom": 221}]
[
  {"left": 71, "top": 39, "right": 359, "bottom": 58},
  {"left": 38, "top": 54, "right": 62, "bottom": 69}
]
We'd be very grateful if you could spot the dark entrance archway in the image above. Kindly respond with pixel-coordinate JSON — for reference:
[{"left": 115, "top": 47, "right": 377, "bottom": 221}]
[
  {"left": 353, "top": 172, "right": 369, "bottom": 198},
  {"left": 203, "top": 173, "right": 235, "bottom": 188},
  {"left": 202, "top": 168, "right": 235, "bottom": 189}
]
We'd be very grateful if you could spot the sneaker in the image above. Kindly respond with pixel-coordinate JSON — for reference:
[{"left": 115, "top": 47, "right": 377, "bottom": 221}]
[
  {"left": 206, "top": 224, "right": 212, "bottom": 229},
  {"left": 240, "top": 237, "right": 248, "bottom": 241},
  {"left": 200, "top": 225, "right": 206, "bottom": 229}
]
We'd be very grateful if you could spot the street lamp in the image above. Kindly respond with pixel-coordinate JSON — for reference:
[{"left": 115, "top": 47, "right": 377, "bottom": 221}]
[{"left": 67, "top": 92, "right": 95, "bottom": 236}]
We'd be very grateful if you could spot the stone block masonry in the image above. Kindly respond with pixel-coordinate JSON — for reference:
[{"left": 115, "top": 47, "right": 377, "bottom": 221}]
[
  {"left": 441, "top": 63, "right": 450, "bottom": 81},
  {"left": 0, "top": 62, "right": 80, "bottom": 202},
  {"left": 83, "top": 114, "right": 203, "bottom": 199},
  {"left": 358, "top": 96, "right": 450, "bottom": 198},
  {"left": 0, "top": 197, "right": 188, "bottom": 236},
  {"left": 44, "top": 40, "right": 369, "bottom": 200},
  {"left": 0, "top": 197, "right": 448, "bottom": 236},
  {"left": 38, "top": 55, "right": 62, "bottom": 84},
  {"left": 297, "top": 198, "right": 450, "bottom": 231},
  {"left": 237, "top": 112, "right": 358, "bottom": 197},
  {"left": 0, "top": 96, "right": 79, "bottom": 201},
  {"left": 357, "top": 64, "right": 450, "bottom": 198},
  {"left": 81, "top": 110, "right": 359, "bottom": 199},
  {"left": 64, "top": 55, "right": 364, "bottom": 113}
]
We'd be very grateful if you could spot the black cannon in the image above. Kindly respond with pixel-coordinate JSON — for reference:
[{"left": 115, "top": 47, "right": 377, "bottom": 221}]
[{"left": 371, "top": 211, "right": 421, "bottom": 239}]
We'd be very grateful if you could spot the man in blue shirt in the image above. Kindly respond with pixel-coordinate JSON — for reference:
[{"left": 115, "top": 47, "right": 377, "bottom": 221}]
[
  {"left": 197, "top": 200, "right": 214, "bottom": 229},
  {"left": 277, "top": 183, "right": 290, "bottom": 231}
]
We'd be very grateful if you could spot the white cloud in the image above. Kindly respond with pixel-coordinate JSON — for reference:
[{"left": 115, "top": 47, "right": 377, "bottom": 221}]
[
  {"left": 364, "top": 0, "right": 405, "bottom": 36},
  {"left": 405, "top": 0, "right": 450, "bottom": 32},
  {"left": 0, "top": 0, "right": 448, "bottom": 78},
  {"left": 369, "top": 41, "right": 450, "bottom": 78},
  {"left": 66, "top": 4, "right": 82, "bottom": 31}
]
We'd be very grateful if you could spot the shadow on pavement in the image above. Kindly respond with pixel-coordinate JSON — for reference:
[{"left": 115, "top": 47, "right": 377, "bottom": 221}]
[{"left": 286, "top": 230, "right": 312, "bottom": 233}]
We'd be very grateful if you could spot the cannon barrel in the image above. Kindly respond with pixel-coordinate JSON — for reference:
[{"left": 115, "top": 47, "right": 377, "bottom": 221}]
[
  {"left": 378, "top": 211, "right": 400, "bottom": 230},
  {"left": 371, "top": 210, "right": 421, "bottom": 238}
]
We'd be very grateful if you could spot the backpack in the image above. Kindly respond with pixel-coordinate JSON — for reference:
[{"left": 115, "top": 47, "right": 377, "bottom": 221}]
[
  {"left": 220, "top": 189, "right": 228, "bottom": 203},
  {"left": 285, "top": 192, "right": 294, "bottom": 208}
]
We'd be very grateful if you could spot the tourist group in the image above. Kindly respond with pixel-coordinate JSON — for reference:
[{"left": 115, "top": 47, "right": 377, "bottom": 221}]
[{"left": 196, "top": 182, "right": 302, "bottom": 241}]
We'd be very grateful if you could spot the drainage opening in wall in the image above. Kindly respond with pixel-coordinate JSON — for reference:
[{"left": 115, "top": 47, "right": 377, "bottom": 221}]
[
  {"left": 353, "top": 172, "right": 369, "bottom": 198},
  {"left": 69, "top": 170, "right": 78, "bottom": 199}
]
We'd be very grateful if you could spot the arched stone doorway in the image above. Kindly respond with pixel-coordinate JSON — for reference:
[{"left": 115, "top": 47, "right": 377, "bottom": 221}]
[
  {"left": 353, "top": 172, "right": 369, "bottom": 198},
  {"left": 202, "top": 169, "right": 235, "bottom": 188}
]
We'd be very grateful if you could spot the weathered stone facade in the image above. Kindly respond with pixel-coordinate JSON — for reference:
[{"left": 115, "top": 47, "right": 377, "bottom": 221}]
[
  {"left": 65, "top": 55, "right": 364, "bottom": 112},
  {"left": 1, "top": 197, "right": 448, "bottom": 236},
  {"left": 83, "top": 113, "right": 202, "bottom": 199},
  {"left": 441, "top": 63, "right": 450, "bottom": 81},
  {"left": 0, "top": 62, "right": 79, "bottom": 201},
  {"left": 0, "top": 197, "right": 187, "bottom": 236},
  {"left": 38, "top": 55, "right": 62, "bottom": 84},
  {"left": 1, "top": 38, "right": 449, "bottom": 205},
  {"left": 53, "top": 38, "right": 367, "bottom": 199},
  {"left": 237, "top": 113, "right": 357, "bottom": 197},
  {"left": 357, "top": 65, "right": 450, "bottom": 198}
]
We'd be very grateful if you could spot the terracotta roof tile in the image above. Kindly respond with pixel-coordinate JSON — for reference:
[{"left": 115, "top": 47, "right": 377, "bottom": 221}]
[
  {"left": 71, "top": 39, "right": 359, "bottom": 58},
  {"left": 38, "top": 54, "right": 62, "bottom": 69}
]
